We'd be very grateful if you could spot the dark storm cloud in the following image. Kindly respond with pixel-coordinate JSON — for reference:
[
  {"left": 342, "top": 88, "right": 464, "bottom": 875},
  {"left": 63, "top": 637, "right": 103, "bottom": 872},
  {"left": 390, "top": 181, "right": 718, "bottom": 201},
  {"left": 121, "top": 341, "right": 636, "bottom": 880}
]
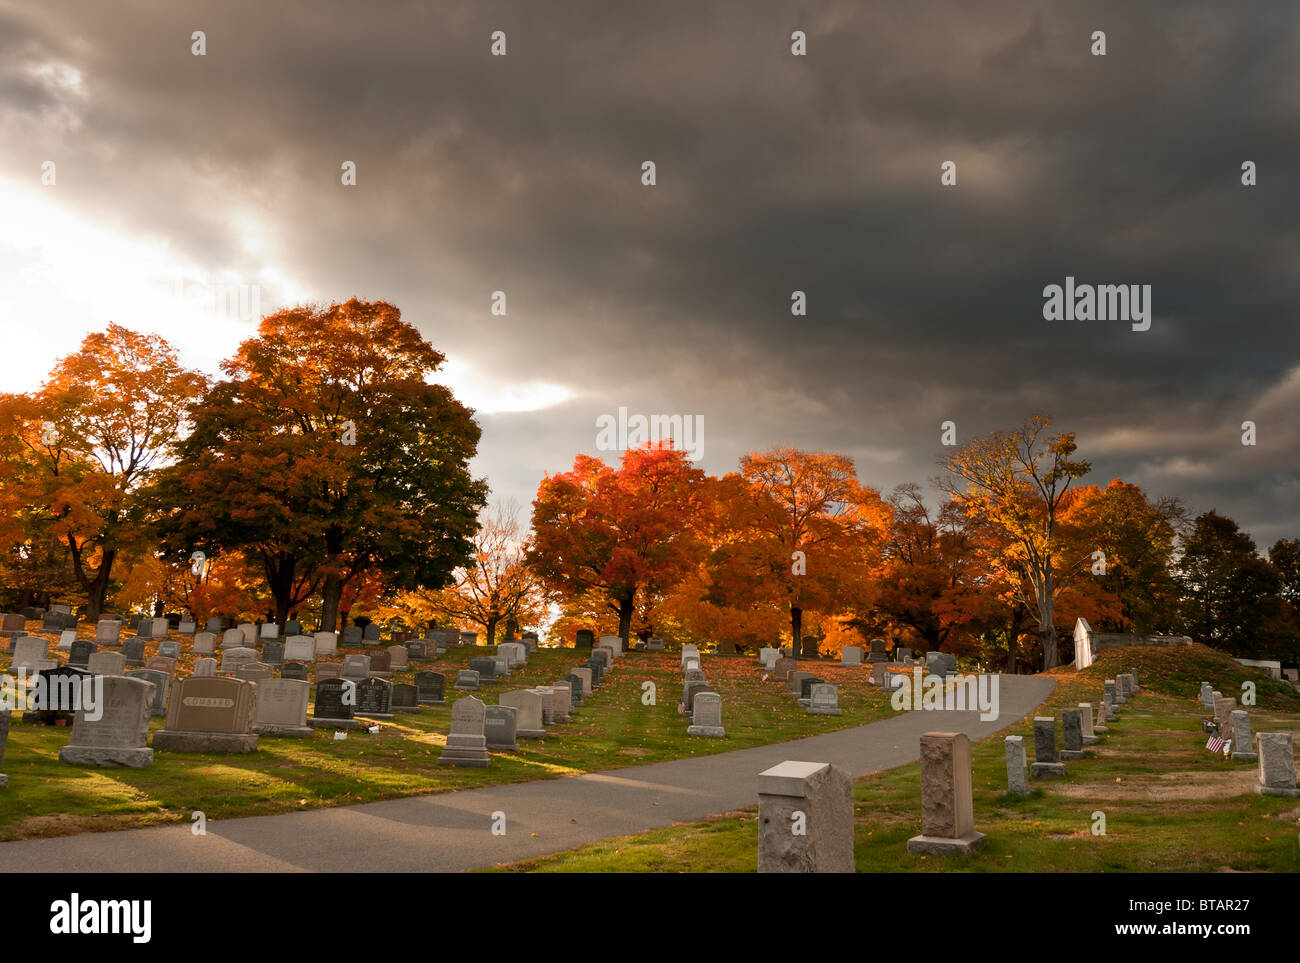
[{"left": 2, "top": 0, "right": 1297, "bottom": 543}]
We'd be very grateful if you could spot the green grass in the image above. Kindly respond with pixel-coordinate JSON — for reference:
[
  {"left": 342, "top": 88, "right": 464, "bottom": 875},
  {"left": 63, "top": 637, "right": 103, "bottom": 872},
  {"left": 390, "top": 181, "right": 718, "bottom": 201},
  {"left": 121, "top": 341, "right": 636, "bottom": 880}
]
[
  {"left": 489, "top": 644, "right": 1300, "bottom": 872},
  {"left": 0, "top": 627, "right": 894, "bottom": 841}
]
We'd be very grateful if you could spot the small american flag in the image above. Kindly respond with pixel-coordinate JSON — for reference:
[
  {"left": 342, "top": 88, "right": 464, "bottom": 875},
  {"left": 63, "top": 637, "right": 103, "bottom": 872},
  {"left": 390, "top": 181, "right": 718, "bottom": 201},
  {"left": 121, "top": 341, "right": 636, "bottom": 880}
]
[{"left": 1206, "top": 735, "right": 1225, "bottom": 753}]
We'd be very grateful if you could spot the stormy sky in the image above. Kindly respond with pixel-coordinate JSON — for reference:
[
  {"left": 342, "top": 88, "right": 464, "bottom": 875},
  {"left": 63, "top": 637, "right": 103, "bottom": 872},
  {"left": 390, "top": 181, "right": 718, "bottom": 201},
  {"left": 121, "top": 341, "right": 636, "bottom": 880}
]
[{"left": 2, "top": 1, "right": 1297, "bottom": 547}]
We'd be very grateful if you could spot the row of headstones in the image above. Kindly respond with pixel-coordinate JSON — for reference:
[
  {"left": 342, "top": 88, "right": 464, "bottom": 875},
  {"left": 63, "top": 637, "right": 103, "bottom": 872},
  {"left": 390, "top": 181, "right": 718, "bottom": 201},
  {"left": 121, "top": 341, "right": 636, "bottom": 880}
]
[
  {"left": 1199, "top": 681, "right": 1298, "bottom": 796},
  {"left": 761, "top": 653, "right": 846, "bottom": 715},
  {"left": 1009, "top": 670, "right": 1137, "bottom": 788},
  {"left": 680, "top": 645, "right": 725, "bottom": 737}
]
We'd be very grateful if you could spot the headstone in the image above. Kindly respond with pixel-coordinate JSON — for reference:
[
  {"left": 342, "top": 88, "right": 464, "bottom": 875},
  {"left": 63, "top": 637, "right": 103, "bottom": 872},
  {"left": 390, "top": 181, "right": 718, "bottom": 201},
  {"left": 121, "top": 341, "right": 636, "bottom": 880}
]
[
  {"left": 309, "top": 678, "right": 359, "bottom": 729},
  {"left": 177, "top": 620, "right": 196, "bottom": 635},
  {"left": 369, "top": 649, "right": 392, "bottom": 678},
  {"left": 12, "top": 637, "right": 49, "bottom": 674},
  {"left": 283, "top": 620, "right": 302, "bottom": 637},
  {"left": 251, "top": 678, "right": 313, "bottom": 737},
  {"left": 757, "top": 760, "right": 854, "bottom": 873},
  {"left": 220, "top": 646, "right": 258, "bottom": 675},
  {"left": 153, "top": 676, "right": 259, "bottom": 752},
  {"left": 193, "top": 657, "right": 217, "bottom": 677},
  {"left": 157, "top": 640, "right": 181, "bottom": 660},
  {"left": 1104, "top": 680, "right": 1120, "bottom": 717},
  {"left": 571, "top": 667, "right": 593, "bottom": 697},
  {"left": 0, "top": 613, "right": 25, "bottom": 636},
  {"left": 896, "top": 647, "right": 913, "bottom": 663},
  {"left": 405, "top": 640, "right": 429, "bottom": 662},
  {"left": 575, "top": 629, "right": 595, "bottom": 649},
  {"left": 127, "top": 614, "right": 142, "bottom": 630},
  {"left": 789, "top": 670, "right": 813, "bottom": 698},
  {"left": 1094, "top": 698, "right": 1109, "bottom": 733},
  {"left": 498, "top": 642, "right": 526, "bottom": 667},
  {"left": 69, "top": 639, "right": 96, "bottom": 669},
  {"left": 759, "top": 646, "right": 779, "bottom": 669},
  {"left": 549, "top": 681, "right": 572, "bottom": 722},
  {"left": 839, "top": 646, "right": 863, "bottom": 667},
  {"left": 236, "top": 661, "right": 273, "bottom": 683},
  {"left": 1214, "top": 696, "right": 1237, "bottom": 737},
  {"left": 1255, "top": 732, "right": 1299, "bottom": 796},
  {"left": 772, "top": 657, "right": 795, "bottom": 683},
  {"left": 647, "top": 637, "right": 665, "bottom": 651},
  {"left": 342, "top": 626, "right": 363, "bottom": 647},
  {"left": 868, "top": 638, "right": 887, "bottom": 662},
  {"left": 485, "top": 705, "right": 518, "bottom": 752},
  {"left": 454, "top": 669, "right": 480, "bottom": 691},
  {"left": 437, "top": 695, "right": 490, "bottom": 766},
  {"left": 261, "top": 640, "right": 285, "bottom": 667},
  {"left": 1200, "top": 682, "right": 1214, "bottom": 709},
  {"left": 342, "top": 654, "right": 371, "bottom": 683},
  {"left": 684, "top": 679, "right": 712, "bottom": 713},
  {"left": 906, "top": 732, "right": 986, "bottom": 854},
  {"left": 387, "top": 644, "right": 409, "bottom": 672},
  {"left": 314, "top": 663, "right": 343, "bottom": 684},
  {"left": 284, "top": 636, "right": 317, "bottom": 663},
  {"left": 533, "top": 686, "right": 556, "bottom": 725},
  {"left": 799, "top": 675, "right": 825, "bottom": 702},
  {"left": 687, "top": 691, "right": 726, "bottom": 738},
  {"left": 564, "top": 673, "right": 584, "bottom": 707},
  {"left": 363, "top": 624, "right": 381, "bottom": 645},
  {"left": 598, "top": 635, "right": 623, "bottom": 658},
  {"left": 800, "top": 635, "right": 820, "bottom": 658},
  {"left": 391, "top": 683, "right": 420, "bottom": 713},
  {"left": 221, "top": 628, "right": 244, "bottom": 649},
  {"left": 148, "top": 618, "right": 170, "bottom": 639},
  {"left": 412, "top": 671, "right": 446, "bottom": 706},
  {"left": 96, "top": 621, "right": 122, "bottom": 645},
  {"left": 204, "top": 617, "right": 224, "bottom": 633},
  {"left": 55, "top": 629, "right": 75, "bottom": 651},
  {"left": 237, "top": 622, "right": 257, "bottom": 646},
  {"left": 314, "top": 631, "right": 338, "bottom": 657},
  {"left": 1061, "top": 708, "right": 1085, "bottom": 760},
  {"left": 145, "top": 656, "right": 177, "bottom": 677},
  {"left": 1031, "top": 717, "right": 1067, "bottom": 777},
  {"left": 193, "top": 632, "right": 217, "bottom": 655},
  {"left": 87, "top": 651, "right": 126, "bottom": 677},
  {"left": 807, "top": 683, "right": 843, "bottom": 716},
  {"left": 468, "top": 656, "right": 497, "bottom": 683},
  {"left": 1079, "top": 702, "right": 1099, "bottom": 745},
  {"left": 119, "top": 638, "right": 145, "bottom": 667},
  {"left": 1115, "top": 674, "right": 1130, "bottom": 704},
  {"left": 1129, "top": 668, "right": 1140, "bottom": 690},
  {"left": 459, "top": 630, "right": 478, "bottom": 647},
  {"left": 500, "top": 690, "right": 546, "bottom": 739},
  {"left": 427, "top": 630, "right": 447, "bottom": 652},
  {"left": 1230, "top": 710, "right": 1257, "bottom": 761},
  {"left": 680, "top": 644, "right": 700, "bottom": 667},
  {"left": 280, "top": 661, "right": 309, "bottom": 682},
  {"left": 355, "top": 677, "right": 394, "bottom": 719},
  {"left": 124, "top": 668, "right": 169, "bottom": 716},
  {"left": 58, "top": 675, "right": 155, "bottom": 767},
  {"left": 1004, "top": 735, "right": 1028, "bottom": 796}
]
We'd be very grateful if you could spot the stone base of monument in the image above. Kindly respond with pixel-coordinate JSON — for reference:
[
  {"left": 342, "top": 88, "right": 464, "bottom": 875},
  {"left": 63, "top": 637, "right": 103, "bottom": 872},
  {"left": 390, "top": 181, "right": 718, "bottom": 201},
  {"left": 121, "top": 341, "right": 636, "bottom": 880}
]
[
  {"left": 357, "top": 712, "right": 394, "bottom": 721},
  {"left": 309, "top": 717, "right": 359, "bottom": 730},
  {"left": 453, "top": 683, "right": 478, "bottom": 691},
  {"left": 153, "top": 730, "right": 258, "bottom": 753},
  {"left": 1231, "top": 750, "right": 1258, "bottom": 762},
  {"left": 1030, "top": 762, "right": 1068, "bottom": 778},
  {"left": 1060, "top": 749, "right": 1086, "bottom": 761},
  {"left": 516, "top": 728, "right": 546, "bottom": 739},
  {"left": 686, "top": 724, "right": 726, "bottom": 737},
  {"left": 1082, "top": 735, "right": 1100, "bottom": 745},
  {"left": 59, "top": 746, "right": 155, "bottom": 767},
  {"left": 418, "top": 699, "right": 447, "bottom": 706},
  {"left": 252, "top": 723, "right": 314, "bottom": 738},
  {"left": 807, "top": 706, "right": 843, "bottom": 716},
  {"left": 392, "top": 705, "right": 422, "bottom": 713},
  {"left": 437, "top": 741, "right": 491, "bottom": 767},
  {"left": 796, "top": 699, "right": 810, "bottom": 708},
  {"left": 487, "top": 742, "right": 519, "bottom": 753},
  {"left": 1093, "top": 725, "right": 1109, "bottom": 734},
  {"left": 1256, "top": 784, "right": 1300, "bottom": 797},
  {"left": 906, "top": 830, "right": 986, "bottom": 856}
]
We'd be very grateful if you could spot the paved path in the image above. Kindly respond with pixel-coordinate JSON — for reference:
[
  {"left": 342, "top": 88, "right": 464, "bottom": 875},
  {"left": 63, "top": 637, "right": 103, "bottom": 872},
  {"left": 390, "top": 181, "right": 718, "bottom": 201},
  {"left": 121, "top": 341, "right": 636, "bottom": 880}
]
[{"left": 0, "top": 674, "right": 1054, "bottom": 872}]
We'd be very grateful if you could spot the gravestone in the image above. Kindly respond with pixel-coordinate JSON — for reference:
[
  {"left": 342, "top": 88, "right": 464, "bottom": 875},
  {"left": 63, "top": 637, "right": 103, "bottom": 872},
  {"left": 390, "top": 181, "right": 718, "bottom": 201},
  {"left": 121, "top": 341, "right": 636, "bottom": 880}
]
[
  {"left": 686, "top": 691, "right": 726, "bottom": 738},
  {"left": 575, "top": 629, "right": 595, "bottom": 649},
  {"left": 500, "top": 690, "right": 546, "bottom": 739},
  {"left": 1130, "top": 668, "right": 1140, "bottom": 691},
  {"left": 807, "top": 683, "right": 843, "bottom": 716},
  {"left": 757, "top": 760, "right": 854, "bottom": 873},
  {"left": 220, "top": 647, "right": 258, "bottom": 676},
  {"left": 459, "top": 630, "right": 478, "bottom": 647},
  {"left": 907, "top": 732, "right": 986, "bottom": 854},
  {"left": 839, "top": 646, "right": 863, "bottom": 667},
  {"left": 1005, "top": 735, "right": 1029, "bottom": 795},
  {"left": 157, "top": 640, "right": 180, "bottom": 660},
  {"left": 485, "top": 705, "right": 519, "bottom": 752},
  {"left": 342, "top": 626, "right": 363, "bottom": 647},
  {"left": 355, "top": 678, "right": 394, "bottom": 719},
  {"left": 315, "top": 663, "right": 343, "bottom": 684},
  {"left": 309, "top": 678, "right": 359, "bottom": 730},
  {"left": 57, "top": 630, "right": 76, "bottom": 651},
  {"left": 283, "top": 620, "right": 302, "bottom": 637},
  {"left": 148, "top": 618, "right": 170, "bottom": 639},
  {"left": 684, "top": 680, "right": 712, "bottom": 713},
  {"left": 193, "top": 632, "right": 217, "bottom": 655},
  {"left": 468, "top": 656, "right": 497, "bottom": 683},
  {"left": 153, "top": 676, "right": 259, "bottom": 752},
  {"left": 362, "top": 624, "right": 381, "bottom": 645},
  {"left": 896, "top": 647, "right": 913, "bottom": 663},
  {"left": 533, "top": 686, "right": 556, "bottom": 725},
  {"left": 498, "top": 642, "right": 526, "bottom": 668},
  {"left": 549, "top": 681, "right": 572, "bottom": 722},
  {"left": 800, "top": 635, "right": 820, "bottom": 658},
  {"left": 369, "top": 649, "right": 392, "bottom": 678},
  {"left": 58, "top": 674, "right": 155, "bottom": 767},
  {"left": 177, "top": 620, "right": 196, "bottom": 635},
  {"left": 868, "top": 638, "right": 888, "bottom": 663},
  {"left": 27, "top": 666, "right": 92, "bottom": 725},
  {"left": 759, "top": 647, "right": 779, "bottom": 669},
  {"left": 12, "top": 637, "right": 49, "bottom": 674},
  {"left": 313, "top": 631, "right": 338, "bottom": 657},
  {"left": 342, "top": 654, "right": 371, "bottom": 683},
  {"left": 598, "top": 635, "right": 623, "bottom": 659},
  {"left": 96, "top": 621, "right": 122, "bottom": 645},
  {"left": 205, "top": 617, "right": 224, "bottom": 633},
  {"left": 1094, "top": 699, "right": 1110, "bottom": 733},
  {"left": 647, "top": 637, "right": 665, "bottom": 651},
  {"left": 284, "top": 636, "right": 317, "bottom": 663},
  {"left": 1255, "top": 732, "right": 1299, "bottom": 796},
  {"left": 1200, "top": 682, "right": 1215, "bottom": 709},
  {"left": 261, "top": 640, "right": 285, "bottom": 667},
  {"left": 1114, "top": 674, "right": 1130, "bottom": 704},
  {"left": 127, "top": 614, "right": 141, "bottom": 630},
  {"left": 772, "top": 657, "right": 795, "bottom": 683},
  {"left": 415, "top": 671, "right": 447, "bottom": 705},
  {"left": 280, "top": 661, "right": 309, "bottom": 682},
  {"left": 87, "top": 651, "right": 126, "bottom": 677},
  {"left": 454, "top": 669, "right": 480, "bottom": 691},
  {"left": 193, "top": 657, "right": 217, "bottom": 677},
  {"left": 586, "top": 658, "right": 604, "bottom": 689},
  {"left": 237, "top": 622, "right": 257, "bottom": 646},
  {"left": 1230, "top": 710, "right": 1257, "bottom": 761},
  {"left": 564, "top": 673, "right": 584, "bottom": 707},
  {"left": 387, "top": 644, "right": 409, "bottom": 672},
  {"left": 788, "top": 670, "right": 813, "bottom": 698},
  {"left": 126, "top": 668, "right": 170, "bottom": 716},
  {"left": 236, "top": 661, "right": 273, "bottom": 683},
  {"left": 145, "top": 655, "right": 177, "bottom": 677},
  {"left": 1214, "top": 696, "right": 1238, "bottom": 737},
  {"left": 69, "top": 639, "right": 96, "bottom": 669},
  {"left": 1079, "top": 702, "right": 1100, "bottom": 745},
  {"left": 121, "top": 638, "right": 146, "bottom": 666},
  {"left": 521, "top": 630, "right": 539, "bottom": 652},
  {"left": 391, "top": 683, "right": 420, "bottom": 713},
  {"left": 437, "top": 695, "right": 491, "bottom": 767},
  {"left": 1104, "top": 680, "right": 1120, "bottom": 717},
  {"left": 799, "top": 675, "right": 825, "bottom": 703},
  {"left": 1031, "top": 717, "right": 1067, "bottom": 777},
  {"left": 405, "top": 640, "right": 429, "bottom": 662},
  {"left": 0, "top": 613, "right": 25, "bottom": 637},
  {"left": 220, "top": 629, "right": 244, "bottom": 649},
  {"left": 680, "top": 644, "right": 700, "bottom": 666},
  {"left": 252, "top": 679, "right": 313, "bottom": 737},
  {"left": 1061, "top": 708, "right": 1086, "bottom": 760},
  {"left": 571, "top": 667, "right": 593, "bottom": 697}
]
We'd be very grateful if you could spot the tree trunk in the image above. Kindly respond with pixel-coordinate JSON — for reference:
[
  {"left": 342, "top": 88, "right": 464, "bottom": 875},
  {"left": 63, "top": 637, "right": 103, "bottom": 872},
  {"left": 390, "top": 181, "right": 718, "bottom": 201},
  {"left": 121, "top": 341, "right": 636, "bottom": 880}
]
[
  {"left": 1041, "top": 617, "right": 1058, "bottom": 670},
  {"left": 505, "top": 615, "right": 518, "bottom": 639},
  {"left": 486, "top": 617, "right": 499, "bottom": 646},
  {"left": 790, "top": 604, "right": 803, "bottom": 663},
  {"left": 616, "top": 590, "right": 635, "bottom": 645},
  {"left": 320, "top": 571, "right": 342, "bottom": 633}
]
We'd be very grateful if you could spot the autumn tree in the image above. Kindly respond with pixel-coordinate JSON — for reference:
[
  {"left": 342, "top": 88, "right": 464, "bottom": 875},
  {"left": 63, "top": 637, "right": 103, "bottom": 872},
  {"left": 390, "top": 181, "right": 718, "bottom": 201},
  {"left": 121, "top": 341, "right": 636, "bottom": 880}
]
[
  {"left": 941, "top": 414, "right": 1090, "bottom": 669},
  {"left": 528, "top": 443, "right": 709, "bottom": 644},
  {"left": 0, "top": 326, "right": 207, "bottom": 618},
  {"left": 707, "top": 448, "right": 889, "bottom": 660},
  {"left": 152, "top": 299, "right": 486, "bottom": 624}
]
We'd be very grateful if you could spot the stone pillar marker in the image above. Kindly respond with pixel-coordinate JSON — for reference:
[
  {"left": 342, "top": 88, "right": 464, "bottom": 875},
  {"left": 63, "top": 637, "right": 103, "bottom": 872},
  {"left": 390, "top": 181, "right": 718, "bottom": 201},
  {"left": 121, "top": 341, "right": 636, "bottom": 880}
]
[
  {"left": 1200, "top": 682, "right": 1214, "bottom": 709},
  {"left": 1078, "top": 703, "right": 1099, "bottom": 745},
  {"left": 1004, "top": 734, "right": 1028, "bottom": 796},
  {"left": 757, "top": 760, "right": 854, "bottom": 873},
  {"left": 908, "top": 732, "right": 986, "bottom": 854},
  {"left": 1130, "top": 668, "right": 1140, "bottom": 691},
  {"left": 1104, "top": 680, "right": 1120, "bottom": 717},
  {"left": 1116, "top": 674, "right": 1132, "bottom": 703},
  {"left": 1060, "top": 708, "right": 1086, "bottom": 760},
  {"left": 1255, "top": 733, "right": 1299, "bottom": 797},
  {"left": 1094, "top": 698, "right": 1109, "bottom": 733},
  {"left": 1229, "top": 710, "right": 1256, "bottom": 762},
  {"left": 1214, "top": 696, "right": 1237, "bottom": 737},
  {"left": 1031, "top": 717, "right": 1067, "bottom": 777}
]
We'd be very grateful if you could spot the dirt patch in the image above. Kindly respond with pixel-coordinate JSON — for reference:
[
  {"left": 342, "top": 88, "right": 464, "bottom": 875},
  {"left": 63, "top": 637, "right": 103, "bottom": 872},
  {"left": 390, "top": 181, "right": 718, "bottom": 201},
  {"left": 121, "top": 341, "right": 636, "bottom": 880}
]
[{"left": 1052, "top": 770, "right": 1258, "bottom": 801}]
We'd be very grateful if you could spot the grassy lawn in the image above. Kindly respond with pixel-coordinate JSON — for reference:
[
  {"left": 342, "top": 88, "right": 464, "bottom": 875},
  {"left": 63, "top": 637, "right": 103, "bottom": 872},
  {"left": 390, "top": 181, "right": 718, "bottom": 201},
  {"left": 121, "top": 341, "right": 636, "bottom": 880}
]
[
  {"left": 0, "top": 626, "right": 896, "bottom": 841},
  {"left": 488, "top": 646, "right": 1300, "bottom": 872}
]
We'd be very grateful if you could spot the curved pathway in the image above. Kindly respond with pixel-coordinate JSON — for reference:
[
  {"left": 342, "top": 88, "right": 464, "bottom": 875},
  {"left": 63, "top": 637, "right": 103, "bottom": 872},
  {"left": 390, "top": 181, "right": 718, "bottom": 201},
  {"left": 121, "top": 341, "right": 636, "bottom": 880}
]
[{"left": 0, "top": 674, "right": 1055, "bottom": 872}]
